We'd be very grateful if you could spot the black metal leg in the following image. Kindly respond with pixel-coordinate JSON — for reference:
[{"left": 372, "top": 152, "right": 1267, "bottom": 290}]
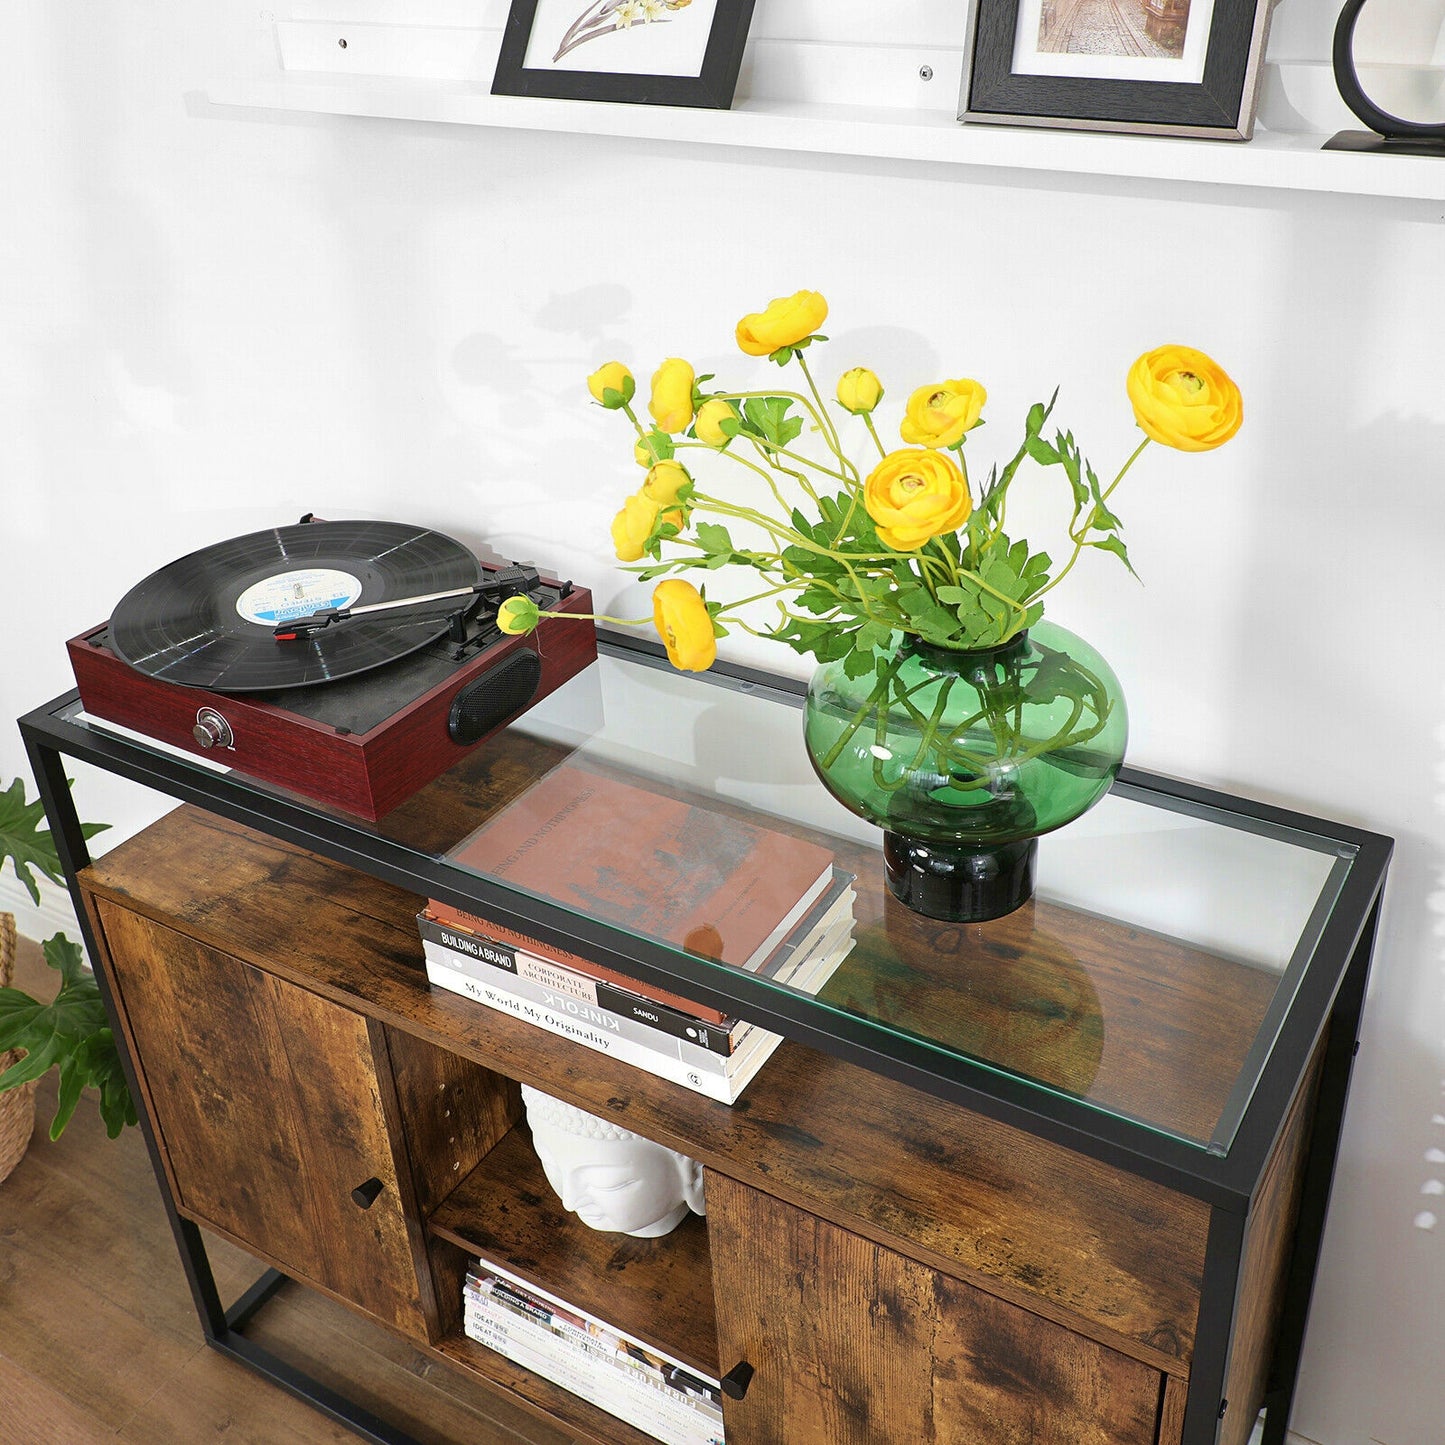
[
  {"left": 1181, "top": 1204, "right": 1248, "bottom": 1445},
  {"left": 1259, "top": 900, "right": 1382, "bottom": 1445}
]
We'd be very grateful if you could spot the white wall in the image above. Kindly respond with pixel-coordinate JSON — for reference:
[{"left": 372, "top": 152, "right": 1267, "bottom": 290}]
[{"left": 3, "top": 3, "right": 1444, "bottom": 1441}]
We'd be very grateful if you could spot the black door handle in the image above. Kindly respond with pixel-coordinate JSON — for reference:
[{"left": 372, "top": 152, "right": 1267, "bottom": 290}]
[
  {"left": 721, "top": 1361, "right": 755, "bottom": 1400},
  {"left": 351, "top": 1177, "right": 384, "bottom": 1209}
]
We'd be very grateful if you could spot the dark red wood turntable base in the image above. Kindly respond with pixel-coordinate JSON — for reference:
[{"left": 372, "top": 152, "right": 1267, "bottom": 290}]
[{"left": 67, "top": 582, "right": 597, "bottom": 821}]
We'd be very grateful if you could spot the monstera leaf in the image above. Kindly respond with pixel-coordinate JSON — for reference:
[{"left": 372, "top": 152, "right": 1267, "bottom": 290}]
[
  {"left": 0, "top": 932, "right": 136, "bottom": 1140},
  {"left": 0, "top": 776, "right": 108, "bottom": 905}
]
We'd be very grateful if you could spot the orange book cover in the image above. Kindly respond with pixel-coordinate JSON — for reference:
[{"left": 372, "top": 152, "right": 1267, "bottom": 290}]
[{"left": 438, "top": 761, "right": 834, "bottom": 1011}]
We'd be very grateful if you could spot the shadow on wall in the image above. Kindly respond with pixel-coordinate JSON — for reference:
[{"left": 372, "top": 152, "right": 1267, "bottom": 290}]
[{"left": 1251, "top": 191, "right": 1445, "bottom": 1445}]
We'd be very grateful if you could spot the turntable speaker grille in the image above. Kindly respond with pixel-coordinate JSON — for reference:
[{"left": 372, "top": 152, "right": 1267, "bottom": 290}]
[{"left": 448, "top": 649, "right": 543, "bottom": 745}]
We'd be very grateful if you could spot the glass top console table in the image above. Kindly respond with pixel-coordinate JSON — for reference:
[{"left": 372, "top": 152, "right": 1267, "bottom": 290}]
[{"left": 19, "top": 633, "right": 1392, "bottom": 1445}]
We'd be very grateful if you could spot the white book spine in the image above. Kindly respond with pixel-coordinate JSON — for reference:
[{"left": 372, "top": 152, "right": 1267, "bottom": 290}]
[
  {"left": 464, "top": 1293, "right": 724, "bottom": 1445},
  {"left": 426, "top": 954, "right": 766, "bottom": 1103},
  {"left": 422, "top": 938, "right": 769, "bottom": 1072},
  {"left": 465, "top": 1255, "right": 722, "bottom": 1391}
]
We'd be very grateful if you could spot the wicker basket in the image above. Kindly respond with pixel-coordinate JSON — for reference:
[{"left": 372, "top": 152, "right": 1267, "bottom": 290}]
[{"left": 0, "top": 912, "right": 38, "bottom": 1183}]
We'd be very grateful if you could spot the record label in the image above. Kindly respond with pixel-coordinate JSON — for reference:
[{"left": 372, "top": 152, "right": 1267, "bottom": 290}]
[{"left": 235, "top": 568, "right": 364, "bottom": 626}]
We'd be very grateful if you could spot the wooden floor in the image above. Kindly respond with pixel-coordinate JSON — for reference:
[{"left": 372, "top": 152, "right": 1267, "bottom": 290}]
[{"left": 0, "top": 935, "right": 582, "bottom": 1445}]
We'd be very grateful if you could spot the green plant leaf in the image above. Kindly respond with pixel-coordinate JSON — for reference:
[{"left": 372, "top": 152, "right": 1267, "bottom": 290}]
[
  {"left": 0, "top": 932, "right": 134, "bottom": 1141},
  {"left": 1025, "top": 435, "right": 1060, "bottom": 466},
  {"left": 742, "top": 397, "right": 804, "bottom": 450},
  {"left": 639, "top": 428, "right": 674, "bottom": 462},
  {"left": 1088, "top": 534, "right": 1139, "bottom": 577},
  {"left": 2, "top": 780, "right": 62, "bottom": 904}
]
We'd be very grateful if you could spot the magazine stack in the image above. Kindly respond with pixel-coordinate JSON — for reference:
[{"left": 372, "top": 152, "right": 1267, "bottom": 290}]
[
  {"left": 421, "top": 761, "right": 856, "bottom": 1103},
  {"left": 464, "top": 1258, "right": 725, "bottom": 1445}
]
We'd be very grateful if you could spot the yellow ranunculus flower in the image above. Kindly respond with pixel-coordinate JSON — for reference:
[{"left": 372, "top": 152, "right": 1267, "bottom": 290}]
[
  {"left": 642, "top": 459, "right": 691, "bottom": 505},
  {"left": 735, "top": 290, "right": 828, "bottom": 357},
  {"left": 864, "top": 448, "right": 972, "bottom": 551},
  {"left": 652, "top": 579, "right": 716, "bottom": 672},
  {"left": 899, "top": 379, "right": 987, "bottom": 449},
  {"left": 694, "top": 398, "right": 738, "bottom": 448},
  {"left": 836, "top": 367, "right": 883, "bottom": 416},
  {"left": 611, "top": 492, "right": 684, "bottom": 561},
  {"left": 1127, "top": 345, "right": 1242, "bottom": 452},
  {"left": 588, "top": 361, "right": 634, "bottom": 408},
  {"left": 611, "top": 493, "right": 663, "bottom": 562},
  {"left": 649, "top": 357, "right": 696, "bottom": 434},
  {"left": 496, "top": 596, "right": 540, "bottom": 636}
]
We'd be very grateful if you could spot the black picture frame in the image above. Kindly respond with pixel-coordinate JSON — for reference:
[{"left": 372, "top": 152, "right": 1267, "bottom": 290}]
[
  {"left": 960, "top": 0, "right": 1279, "bottom": 140},
  {"left": 492, "top": 0, "right": 757, "bottom": 109}
]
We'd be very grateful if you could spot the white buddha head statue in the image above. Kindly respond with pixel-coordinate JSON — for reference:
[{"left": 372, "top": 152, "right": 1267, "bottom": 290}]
[{"left": 520, "top": 1085, "right": 706, "bottom": 1238}]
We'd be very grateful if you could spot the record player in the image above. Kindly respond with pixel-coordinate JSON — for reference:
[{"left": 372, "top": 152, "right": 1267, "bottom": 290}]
[{"left": 67, "top": 517, "right": 597, "bottom": 821}]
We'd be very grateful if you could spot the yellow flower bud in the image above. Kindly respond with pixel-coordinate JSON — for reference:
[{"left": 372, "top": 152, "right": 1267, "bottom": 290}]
[
  {"left": 649, "top": 357, "right": 696, "bottom": 434},
  {"left": 588, "top": 361, "right": 634, "bottom": 409},
  {"left": 1126, "top": 345, "right": 1242, "bottom": 452},
  {"left": 900, "top": 379, "right": 986, "bottom": 449},
  {"left": 864, "top": 448, "right": 972, "bottom": 551},
  {"left": 694, "top": 398, "right": 738, "bottom": 448},
  {"left": 836, "top": 368, "right": 883, "bottom": 416},
  {"left": 735, "top": 290, "right": 828, "bottom": 357},
  {"left": 496, "top": 596, "right": 541, "bottom": 635},
  {"left": 643, "top": 459, "right": 691, "bottom": 506},
  {"left": 652, "top": 579, "right": 716, "bottom": 672}
]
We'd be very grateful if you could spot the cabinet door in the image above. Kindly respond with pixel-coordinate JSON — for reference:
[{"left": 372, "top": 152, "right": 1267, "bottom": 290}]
[
  {"left": 707, "top": 1173, "right": 1162, "bottom": 1445},
  {"left": 93, "top": 899, "right": 429, "bottom": 1339}
]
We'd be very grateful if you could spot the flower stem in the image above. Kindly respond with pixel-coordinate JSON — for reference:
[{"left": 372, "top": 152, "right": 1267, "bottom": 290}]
[{"left": 1032, "top": 435, "right": 1151, "bottom": 603}]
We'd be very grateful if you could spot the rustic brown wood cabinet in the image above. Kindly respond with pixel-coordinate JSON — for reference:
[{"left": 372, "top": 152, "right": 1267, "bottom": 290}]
[{"left": 22, "top": 641, "right": 1392, "bottom": 1445}]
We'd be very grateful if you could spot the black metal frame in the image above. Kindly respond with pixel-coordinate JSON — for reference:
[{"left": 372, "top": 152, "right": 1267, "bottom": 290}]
[
  {"left": 491, "top": 0, "right": 757, "bottom": 110},
  {"left": 960, "top": 0, "right": 1276, "bottom": 139},
  {"left": 17, "top": 638, "right": 1392, "bottom": 1445}
]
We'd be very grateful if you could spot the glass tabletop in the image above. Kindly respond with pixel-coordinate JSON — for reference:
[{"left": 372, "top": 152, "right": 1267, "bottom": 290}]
[{"left": 52, "top": 639, "right": 1357, "bottom": 1159}]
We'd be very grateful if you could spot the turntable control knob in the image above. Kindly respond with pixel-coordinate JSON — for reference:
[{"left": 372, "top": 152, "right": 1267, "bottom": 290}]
[{"left": 192, "top": 707, "right": 234, "bottom": 750}]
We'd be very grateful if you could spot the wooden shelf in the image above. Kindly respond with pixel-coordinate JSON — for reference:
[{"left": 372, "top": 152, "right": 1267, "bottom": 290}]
[
  {"left": 430, "top": 1123, "right": 720, "bottom": 1378},
  {"left": 204, "top": 72, "right": 1445, "bottom": 202}
]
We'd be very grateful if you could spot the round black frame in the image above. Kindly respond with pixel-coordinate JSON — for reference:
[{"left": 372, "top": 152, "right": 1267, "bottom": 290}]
[{"left": 1333, "top": 0, "right": 1445, "bottom": 141}]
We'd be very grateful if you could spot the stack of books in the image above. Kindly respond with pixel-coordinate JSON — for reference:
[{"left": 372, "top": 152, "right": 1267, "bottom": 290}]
[
  {"left": 464, "top": 1257, "right": 725, "bottom": 1445},
  {"left": 421, "top": 761, "right": 855, "bottom": 1104}
]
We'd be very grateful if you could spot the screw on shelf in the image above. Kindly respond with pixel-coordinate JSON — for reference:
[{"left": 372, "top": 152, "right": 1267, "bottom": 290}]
[
  {"left": 338, "top": 37, "right": 347, "bottom": 49},
  {"left": 919, "top": 65, "right": 933, "bottom": 81}
]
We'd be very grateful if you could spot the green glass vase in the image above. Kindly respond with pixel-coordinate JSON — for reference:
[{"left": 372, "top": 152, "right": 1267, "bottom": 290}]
[{"left": 803, "top": 622, "right": 1127, "bottom": 923}]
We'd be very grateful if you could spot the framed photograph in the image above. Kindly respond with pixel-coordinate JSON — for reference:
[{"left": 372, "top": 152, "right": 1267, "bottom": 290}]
[
  {"left": 492, "top": 0, "right": 758, "bottom": 109},
  {"left": 959, "top": 0, "right": 1279, "bottom": 139}
]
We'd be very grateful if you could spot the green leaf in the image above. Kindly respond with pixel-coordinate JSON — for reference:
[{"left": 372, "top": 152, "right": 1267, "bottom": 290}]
[
  {"left": 1089, "top": 534, "right": 1139, "bottom": 578},
  {"left": 639, "top": 428, "right": 674, "bottom": 462},
  {"left": 741, "top": 397, "right": 804, "bottom": 450},
  {"left": 0, "top": 932, "right": 135, "bottom": 1141},
  {"left": 694, "top": 522, "right": 735, "bottom": 556},
  {"left": 1025, "top": 435, "right": 1060, "bottom": 466},
  {"left": 855, "top": 621, "right": 894, "bottom": 652},
  {"left": 0, "top": 778, "right": 108, "bottom": 906}
]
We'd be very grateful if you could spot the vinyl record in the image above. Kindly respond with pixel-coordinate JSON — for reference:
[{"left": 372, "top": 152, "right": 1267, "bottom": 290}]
[{"left": 108, "top": 520, "right": 485, "bottom": 691}]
